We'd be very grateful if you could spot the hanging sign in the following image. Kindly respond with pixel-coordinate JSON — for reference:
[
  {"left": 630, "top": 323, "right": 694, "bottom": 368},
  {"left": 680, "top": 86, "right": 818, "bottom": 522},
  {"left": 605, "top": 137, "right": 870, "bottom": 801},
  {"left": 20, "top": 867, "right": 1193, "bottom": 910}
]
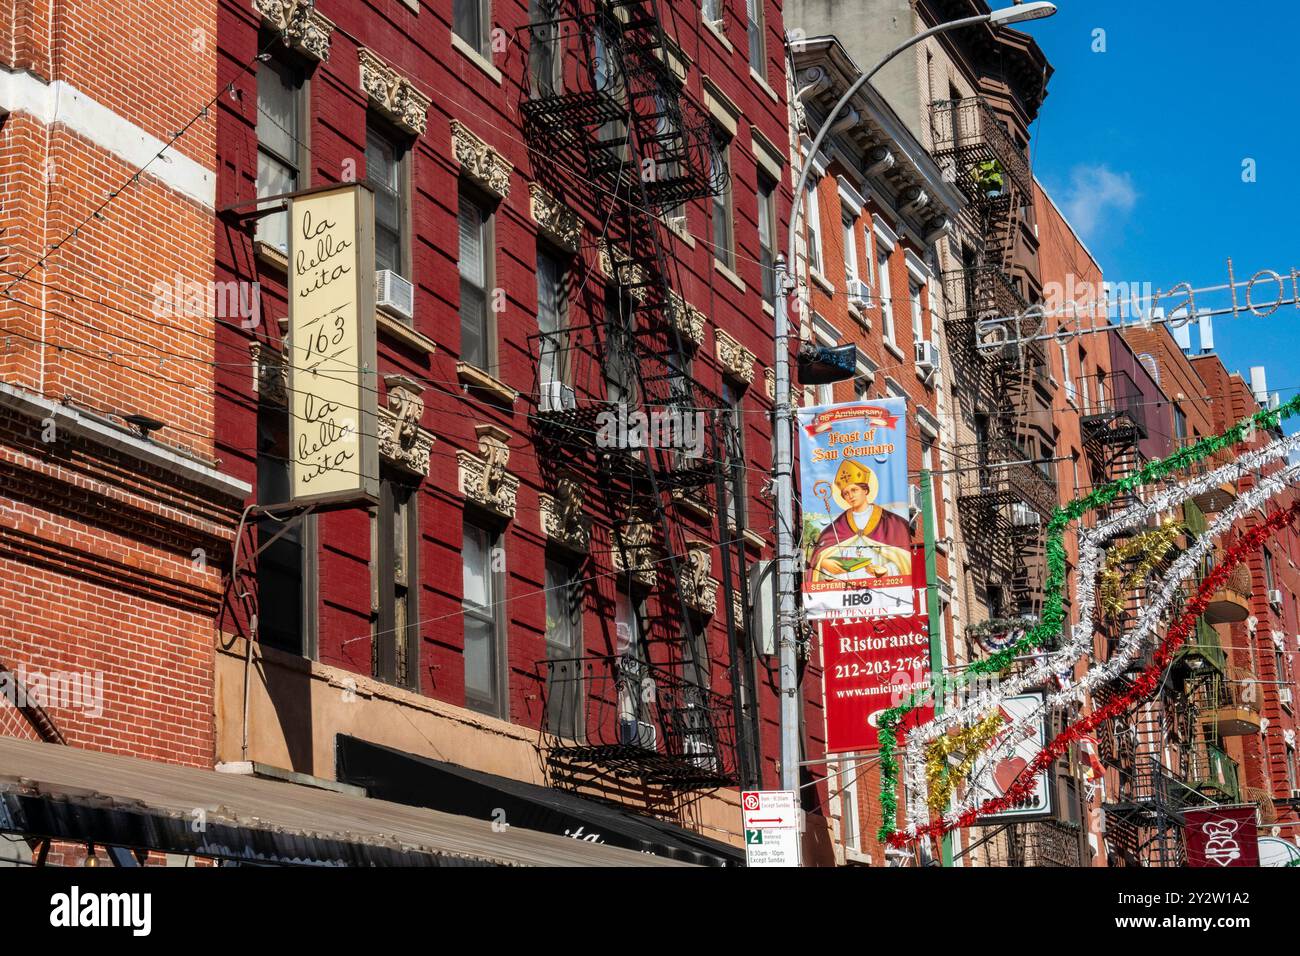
[
  {"left": 798, "top": 396, "right": 912, "bottom": 620},
  {"left": 1184, "top": 805, "right": 1260, "bottom": 868},
  {"left": 287, "top": 183, "right": 379, "bottom": 504},
  {"left": 967, "top": 692, "right": 1053, "bottom": 821},
  {"left": 821, "top": 613, "right": 932, "bottom": 753}
]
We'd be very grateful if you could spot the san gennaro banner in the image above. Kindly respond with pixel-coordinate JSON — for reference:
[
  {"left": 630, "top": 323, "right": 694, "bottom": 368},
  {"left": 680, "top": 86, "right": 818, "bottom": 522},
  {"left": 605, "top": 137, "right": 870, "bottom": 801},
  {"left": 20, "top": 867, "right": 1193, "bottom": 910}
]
[{"left": 798, "top": 396, "right": 911, "bottom": 620}]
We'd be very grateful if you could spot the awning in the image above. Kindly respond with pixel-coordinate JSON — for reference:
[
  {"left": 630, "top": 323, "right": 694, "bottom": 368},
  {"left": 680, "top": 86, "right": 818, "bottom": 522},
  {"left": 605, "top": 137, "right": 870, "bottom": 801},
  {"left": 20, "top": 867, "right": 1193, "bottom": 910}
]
[
  {"left": 0, "top": 736, "right": 690, "bottom": 867},
  {"left": 335, "top": 736, "right": 745, "bottom": 867}
]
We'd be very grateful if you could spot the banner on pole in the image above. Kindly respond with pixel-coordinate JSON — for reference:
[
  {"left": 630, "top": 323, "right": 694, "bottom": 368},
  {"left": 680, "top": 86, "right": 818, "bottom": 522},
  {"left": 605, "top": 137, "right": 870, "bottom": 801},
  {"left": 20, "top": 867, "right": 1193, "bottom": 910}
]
[
  {"left": 798, "top": 396, "right": 911, "bottom": 620},
  {"left": 821, "top": 614, "right": 932, "bottom": 753},
  {"left": 1184, "top": 805, "right": 1260, "bottom": 867}
]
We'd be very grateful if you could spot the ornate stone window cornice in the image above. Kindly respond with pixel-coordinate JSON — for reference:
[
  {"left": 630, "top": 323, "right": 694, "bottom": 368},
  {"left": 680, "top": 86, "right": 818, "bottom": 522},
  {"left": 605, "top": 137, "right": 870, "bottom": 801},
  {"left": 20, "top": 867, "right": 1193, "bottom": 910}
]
[
  {"left": 764, "top": 367, "right": 800, "bottom": 406},
  {"left": 254, "top": 0, "right": 335, "bottom": 62},
  {"left": 451, "top": 119, "right": 512, "bottom": 199},
  {"left": 666, "top": 291, "right": 706, "bottom": 349},
  {"left": 529, "top": 184, "right": 582, "bottom": 254},
  {"left": 457, "top": 424, "right": 519, "bottom": 519},
  {"left": 377, "top": 374, "right": 436, "bottom": 478},
  {"left": 611, "top": 513, "right": 661, "bottom": 589},
  {"left": 595, "top": 239, "right": 649, "bottom": 302},
  {"left": 716, "top": 329, "right": 756, "bottom": 385},
  {"left": 249, "top": 341, "right": 287, "bottom": 408},
  {"left": 681, "top": 540, "right": 719, "bottom": 617},
  {"left": 539, "top": 472, "right": 591, "bottom": 554},
  {"left": 359, "top": 48, "right": 431, "bottom": 136}
]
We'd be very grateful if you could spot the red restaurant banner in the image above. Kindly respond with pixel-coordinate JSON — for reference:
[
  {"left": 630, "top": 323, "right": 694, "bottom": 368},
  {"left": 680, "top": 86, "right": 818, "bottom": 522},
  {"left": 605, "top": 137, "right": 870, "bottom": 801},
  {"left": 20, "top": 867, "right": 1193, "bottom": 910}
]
[
  {"left": 821, "top": 614, "right": 933, "bottom": 752},
  {"left": 1184, "top": 805, "right": 1260, "bottom": 867}
]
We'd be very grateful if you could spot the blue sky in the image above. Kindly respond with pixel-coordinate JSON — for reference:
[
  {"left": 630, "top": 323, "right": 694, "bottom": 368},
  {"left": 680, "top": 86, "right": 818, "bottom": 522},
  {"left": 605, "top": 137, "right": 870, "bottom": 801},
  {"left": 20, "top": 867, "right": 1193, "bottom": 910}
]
[{"left": 1029, "top": 1, "right": 1300, "bottom": 408}]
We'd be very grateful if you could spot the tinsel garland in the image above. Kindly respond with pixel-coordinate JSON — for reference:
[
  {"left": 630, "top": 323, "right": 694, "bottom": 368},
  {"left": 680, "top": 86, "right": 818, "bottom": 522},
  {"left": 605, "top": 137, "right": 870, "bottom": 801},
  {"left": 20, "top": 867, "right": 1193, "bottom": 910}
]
[
  {"left": 931, "top": 457, "right": 1300, "bottom": 829},
  {"left": 889, "top": 500, "right": 1300, "bottom": 848},
  {"left": 924, "top": 712, "right": 1004, "bottom": 815},
  {"left": 1097, "top": 520, "right": 1183, "bottom": 621},
  {"left": 875, "top": 394, "right": 1300, "bottom": 843}
]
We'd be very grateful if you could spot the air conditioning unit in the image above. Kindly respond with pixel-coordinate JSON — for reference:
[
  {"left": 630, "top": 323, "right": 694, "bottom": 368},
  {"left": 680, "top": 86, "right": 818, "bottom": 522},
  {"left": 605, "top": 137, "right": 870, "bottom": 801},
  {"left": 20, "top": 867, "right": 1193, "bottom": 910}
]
[
  {"left": 619, "top": 717, "right": 657, "bottom": 750},
  {"left": 846, "top": 278, "right": 873, "bottom": 309},
  {"left": 1280, "top": 686, "right": 1294, "bottom": 707},
  {"left": 1011, "top": 502, "right": 1040, "bottom": 527},
  {"left": 908, "top": 484, "right": 922, "bottom": 521},
  {"left": 1269, "top": 588, "right": 1284, "bottom": 608},
  {"left": 540, "top": 380, "right": 576, "bottom": 412},
  {"left": 375, "top": 269, "right": 414, "bottom": 322},
  {"left": 915, "top": 339, "right": 940, "bottom": 373}
]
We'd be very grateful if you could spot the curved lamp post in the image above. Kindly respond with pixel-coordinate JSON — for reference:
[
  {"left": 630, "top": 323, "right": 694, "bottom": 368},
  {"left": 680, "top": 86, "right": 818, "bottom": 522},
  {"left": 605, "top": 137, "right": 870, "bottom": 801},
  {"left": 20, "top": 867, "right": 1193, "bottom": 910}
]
[{"left": 772, "top": 3, "right": 1057, "bottom": 799}]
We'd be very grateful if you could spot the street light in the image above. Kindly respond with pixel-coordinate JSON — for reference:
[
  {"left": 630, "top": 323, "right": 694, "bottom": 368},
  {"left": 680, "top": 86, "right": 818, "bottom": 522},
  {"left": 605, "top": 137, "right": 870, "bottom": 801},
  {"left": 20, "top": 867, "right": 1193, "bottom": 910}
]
[{"left": 771, "top": 3, "right": 1058, "bottom": 800}]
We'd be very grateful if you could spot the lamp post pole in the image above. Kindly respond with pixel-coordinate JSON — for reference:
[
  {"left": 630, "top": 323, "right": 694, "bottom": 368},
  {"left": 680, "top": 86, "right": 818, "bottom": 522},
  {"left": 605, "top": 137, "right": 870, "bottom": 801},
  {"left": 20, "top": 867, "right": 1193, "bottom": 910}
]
[{"left": 772, "top": 3, "right": 1057, "bottom": 824}]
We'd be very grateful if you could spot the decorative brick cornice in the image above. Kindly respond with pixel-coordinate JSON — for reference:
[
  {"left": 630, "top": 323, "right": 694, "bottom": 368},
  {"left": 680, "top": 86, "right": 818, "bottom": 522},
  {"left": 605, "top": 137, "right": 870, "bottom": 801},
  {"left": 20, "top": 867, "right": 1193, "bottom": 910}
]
[
  {"left": 377, "top": 375, "right": 436, "bottom": 478},
  {"left": 681, "top": 540, "right": 719, "bottom": 617},
  {"left": 358, "top": 48, "right": 430, "bottom": 136},
  {"left": 539, "top": 472, "right": 591, "bottom": 554},
  {"left": 716, "top": 329, "right": 756, "bottom": 385},
  {"left": 667, "top": 291, "right": 705, "bottom": 349},
  {"left": 254, "top": 0, "right": 335, "bottom": 62},
  {"left": 457, "top": 424, "right": 519, "bottom": 519},
  {"left": 451, "top": 120, "right": 512, "bottom": 199},
  {"left": 249, "top": 341, "right": 287, "bottom": 408},
  {"left": 529, "top": 184, "right": 582, "bottom": 254}
]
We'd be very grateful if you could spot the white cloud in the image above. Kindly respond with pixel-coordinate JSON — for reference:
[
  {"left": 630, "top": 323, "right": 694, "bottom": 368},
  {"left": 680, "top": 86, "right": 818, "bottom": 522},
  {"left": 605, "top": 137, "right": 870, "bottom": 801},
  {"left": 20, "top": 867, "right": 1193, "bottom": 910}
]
[{"left": 1059, "top": 164, "right": 1138, "bottom": 240}]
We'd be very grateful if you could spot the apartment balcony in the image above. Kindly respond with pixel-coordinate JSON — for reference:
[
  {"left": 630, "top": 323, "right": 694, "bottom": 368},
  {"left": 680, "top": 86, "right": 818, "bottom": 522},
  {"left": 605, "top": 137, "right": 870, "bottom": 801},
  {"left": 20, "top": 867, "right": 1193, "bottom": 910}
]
[
  {"left": 1200, "top": 667, "right": 1263, "bottom": 736},
  {"left": 955, "top": 437, "right": 1058, "bottom": 520},
  {"left": 539, "top": 654, "right": 739, "bottom": 790},
  {"left": 1187, "top": 741, "right": 1241, "bottom": 802},
  {"left": 520, "top": 11, "right": 628, "bottom": 143},
  {"left": 1202, "top": 555, "right": 1252, "bottom": 625},
  {"left": 930, "top": 96, "right": 1035, "bottom": 206},
  {"left": 941, "top": 266, "right": 1048, "bottom": 373},
  {"left": 1174, "top": 617, "right": 1227, "bottom": 675},
  {"left": 1079, "top": 369, "right": 1147, "bottom": 445}
]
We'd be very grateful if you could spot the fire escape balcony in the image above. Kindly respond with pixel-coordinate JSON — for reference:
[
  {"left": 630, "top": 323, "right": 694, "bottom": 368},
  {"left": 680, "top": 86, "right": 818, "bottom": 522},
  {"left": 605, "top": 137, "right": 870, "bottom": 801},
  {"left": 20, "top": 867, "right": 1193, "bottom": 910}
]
[
  {"left": 1175, "top": 617, "right": 1227, "bottom": 675},
  {"left": 1199, "top": 667, "right": 1263, "bottom": 737},
  {"left": 954, "top": 437, "right": 1058, "bottom": 521},
  {"left": 1187, "top": 741, "right": 1241, "bottom": 802},
  {"left": 930, "top": 96, "right": 1034, "bottom": 207},
  {"left": 521, "top": 11, "right": 629, "bottom": 150},
  {"left": 1080, "top": 369, "right": 1148, "bottom": 445},
  {"left": 539, "top": 654, "right": 739, "bottom": 790},
  {"left": 941, "top": 266, "right": 1048, "bottom": 374}
]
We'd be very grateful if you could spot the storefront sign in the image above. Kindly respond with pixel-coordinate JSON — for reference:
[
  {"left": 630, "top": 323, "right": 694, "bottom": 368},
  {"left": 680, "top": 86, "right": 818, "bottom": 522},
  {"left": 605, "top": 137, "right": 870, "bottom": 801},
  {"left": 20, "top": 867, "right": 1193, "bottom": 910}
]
[
  {"left": 821, "top": 613, "right": 932, "bottom": 752},
  {"left": 287, "top": 183, "right": 378, "bottom": 504},
  {"left": 798, "top": 396, "right": 911, "bottom": 620},
  {"left": 969, "top": 692, "right": 1053, "bottom": 821},
  {"left": 1184, "top": 805, "right": 1260, "bottom": 867}
]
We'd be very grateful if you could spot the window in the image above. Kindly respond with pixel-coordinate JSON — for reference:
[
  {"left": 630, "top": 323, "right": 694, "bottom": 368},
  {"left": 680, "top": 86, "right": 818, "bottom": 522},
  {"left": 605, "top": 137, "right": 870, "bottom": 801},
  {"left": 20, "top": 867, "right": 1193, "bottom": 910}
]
[
  {"left": 545, "top": 557, "right": 583, "bottom": 738},
  {"left": 536, "top": 244, "right": 568, "bottom": 386},
  {"left": 711, "top": 132, "right": 735, "bottom": 269},
  {"left": 528, "top": 0, "right": 560, "bottom": 96},
  {"left": 1264, "top": 548, "right": 1276, "bottom": 593},
  {"left": 757, "top": 171, "right": 778, "bottom": 303},
  {"left": 1287, "top": 744, "right": 1298, "bottom": 792},
  {"left": 463, "top": 520, "right": 505, "bottom": 717},
  {"left": 454, "top": 0, "right": 490, "bottom": 56},
  {"left": 909, "top": 280, "right": 925, "bottom": 344},
  {"left": 604, "top": 287, "right": 636, "bottom": 405},
  {"left": 877, "top": 246, "right": 894, "bottom": 344},
  {"left": 615, "top": 587, "right": 652, "bottom": 747},
  {"left": 702, "top": 0, "right": 722, "bottom": 23},
  {"left": 374, "top": 475, "right": 418, "bottom": 687},
  {"left": 1061, "top": 342, "right": 1076, "bottom": 404},
  {"left": 745, "top": 0, "right": 764, "bottom": 72},
  {"left": 921, "top": 437, "right": 937, "bottom": 523},
  {"left": 256, "top": 399, "right": 314, "bottom": 655},
  {"left": 805, "top": 180, "right": 823, "bottom": 274},
  {"left": 842, "top": 217, "right": 860, "bottom": 285},
  {"left": 256, "top": 56, "right": 306, "bottom": 252},
  {"left": 723, "top": 380, "right": 746, "bottom": 529},
  {"left": 458, "top": 188, "right": 493, "bottom": 370},
  {"left": 366, "top": 123, "right": 408, "bottom": 278},
  {"left": 1173, "top": 404, "right": 1188, "bottom": 443},
  {"left": 838, "top": 757, "right": 860, "bottom": 851}
]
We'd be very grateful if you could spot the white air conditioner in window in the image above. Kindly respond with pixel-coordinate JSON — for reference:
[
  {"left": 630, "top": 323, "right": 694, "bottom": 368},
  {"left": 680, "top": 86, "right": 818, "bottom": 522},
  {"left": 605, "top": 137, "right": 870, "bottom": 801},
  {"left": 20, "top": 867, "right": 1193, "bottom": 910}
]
[
  {"left": 846, "top": 278, "right": 873, "bottom": 309},
  {"left": 1269, "top": 588, "right": 1284, "bottom": 608},
  {"left": 1011, "top": 502, "right": 1040, "bottom": 527},
  {"left": 1280, "top": 686, "right": 1294, "bottom": 707},
  {"left": 619, "top": 717, "right": 657, "bottom": 750},
  {"left": 915, "top": 339, "right": 940, "bottom": 373},
  {"left": 376, "top": 269, "right": 414, "bottom": 322},
  {"left": 908, "top": 484, "right": 922, "bottom": 520},
  {"left": 540, "top": 380, "right": 576, "bottom": 412}
]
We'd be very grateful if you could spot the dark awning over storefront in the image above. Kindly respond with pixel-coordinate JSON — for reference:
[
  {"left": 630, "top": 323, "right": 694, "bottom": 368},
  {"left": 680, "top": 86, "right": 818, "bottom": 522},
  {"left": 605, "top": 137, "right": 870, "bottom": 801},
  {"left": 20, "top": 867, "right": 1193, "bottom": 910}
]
[
  {"left": 335, "top": 736, "right": 745, "bottom": 867},
  {"left": 0, "top": 737, "right": 690, "bottom": 867}
]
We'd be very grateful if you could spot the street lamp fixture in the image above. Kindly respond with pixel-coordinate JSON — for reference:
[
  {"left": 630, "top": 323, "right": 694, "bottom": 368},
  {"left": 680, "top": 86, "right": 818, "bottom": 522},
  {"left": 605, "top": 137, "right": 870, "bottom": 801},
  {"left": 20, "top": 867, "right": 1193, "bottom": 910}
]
[{"left": 770, "top": 2, "right": 1058, "bottom": 805}]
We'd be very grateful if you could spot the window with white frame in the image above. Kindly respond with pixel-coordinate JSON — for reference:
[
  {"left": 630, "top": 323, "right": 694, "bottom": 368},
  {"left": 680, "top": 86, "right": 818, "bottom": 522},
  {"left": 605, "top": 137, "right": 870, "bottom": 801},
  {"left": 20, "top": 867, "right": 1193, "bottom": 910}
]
[
  {"left": 842, "top": 216, "right": 860, "bottom": 285},
  {"left": 813, "top": 316, "right": 840, "bottom": 406},
  {"left": 877, "top": 244, "right": 894, "bottom": 344},
  {"left": 463, "top": 519, "right": 505, "bottom": 718},
  {"left": 458, "top": 187, "right": 493, "bottom": 370},
  {"left": 454, "top": 0, "right": 491, "bottom": 56},
  {"left": 805, "top": 180, "right": 823, "bottom": 274},
  {"left": 255, "top": 56, "right": 306, "bottom": 253},
  {"left": 838, "top": 757, "right": 860, "bottom": 851},
  {"left": 1061, "top": 343, "right": 1077, "bottom": 404},
  {"left": 909, "top": 279, "right": 925, "bottom": 344},
  {"left": 746, "top": 0, "right": 764, "bottom": 72}
]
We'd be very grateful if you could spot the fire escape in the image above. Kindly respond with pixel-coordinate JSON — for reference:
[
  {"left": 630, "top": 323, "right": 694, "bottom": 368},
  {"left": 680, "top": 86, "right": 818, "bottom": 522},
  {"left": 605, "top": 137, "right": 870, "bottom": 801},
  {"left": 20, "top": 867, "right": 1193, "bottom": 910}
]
[
  {"left": 932, "top": 97, "right": 1056, "bottom": 623},
  {"left": 520, "top": 1, "right": 759, "bottom": 793}
]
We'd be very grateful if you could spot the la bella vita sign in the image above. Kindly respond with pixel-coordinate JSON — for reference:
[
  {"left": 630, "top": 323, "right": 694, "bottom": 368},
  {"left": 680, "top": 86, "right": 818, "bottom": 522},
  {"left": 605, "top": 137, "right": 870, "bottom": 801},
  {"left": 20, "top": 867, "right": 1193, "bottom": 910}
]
[{"left": 287, "top": 183, "right": 379, "bottom": 504}]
